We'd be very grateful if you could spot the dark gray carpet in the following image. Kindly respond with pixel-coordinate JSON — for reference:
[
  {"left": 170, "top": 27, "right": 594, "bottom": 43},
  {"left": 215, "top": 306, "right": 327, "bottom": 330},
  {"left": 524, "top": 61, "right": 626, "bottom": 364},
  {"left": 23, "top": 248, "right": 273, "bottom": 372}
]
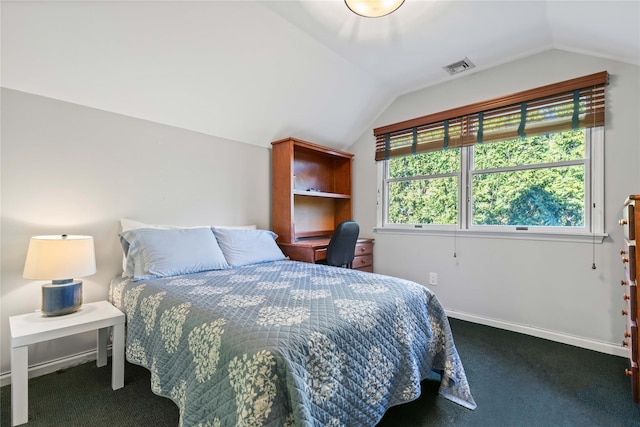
[{"left": 2, "top": 318, "right": 639, "bottom": 426}]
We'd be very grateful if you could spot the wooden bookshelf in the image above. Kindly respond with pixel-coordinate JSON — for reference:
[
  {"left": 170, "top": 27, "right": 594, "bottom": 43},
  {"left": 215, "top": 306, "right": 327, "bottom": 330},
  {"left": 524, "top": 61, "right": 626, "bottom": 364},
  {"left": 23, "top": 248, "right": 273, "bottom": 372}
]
[
  {"left": 271, "top": 137, "right": 374, "bottom": 272},
  {"left": 271, "top": 137, "right": 353, "bottom": 244}
]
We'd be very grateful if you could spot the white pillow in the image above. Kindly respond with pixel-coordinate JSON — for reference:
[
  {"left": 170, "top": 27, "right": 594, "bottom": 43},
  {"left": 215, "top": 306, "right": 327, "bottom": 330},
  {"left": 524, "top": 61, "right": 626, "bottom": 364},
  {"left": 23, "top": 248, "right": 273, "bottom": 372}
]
[
  {"left": 119, "top": 219, "right": 256, "bottom": 270},
  {"left": 120, "top": 228, "right": 229, "bottom": 280},
  {"left": 211, "top": 228, "right": 286, "bottom": 267}
]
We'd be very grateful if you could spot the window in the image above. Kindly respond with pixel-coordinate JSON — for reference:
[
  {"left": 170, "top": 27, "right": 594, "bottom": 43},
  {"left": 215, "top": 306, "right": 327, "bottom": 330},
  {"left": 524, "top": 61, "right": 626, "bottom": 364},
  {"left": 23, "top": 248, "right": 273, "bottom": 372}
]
[
  {"left": 382, "top": 128, "right": 603, "bottom": 233},
  {"left": 375, "top": 72, "right": 608, "bottom": 239},
  {"left": 386, "top": 147, "right": 460, "bottom": 226}
]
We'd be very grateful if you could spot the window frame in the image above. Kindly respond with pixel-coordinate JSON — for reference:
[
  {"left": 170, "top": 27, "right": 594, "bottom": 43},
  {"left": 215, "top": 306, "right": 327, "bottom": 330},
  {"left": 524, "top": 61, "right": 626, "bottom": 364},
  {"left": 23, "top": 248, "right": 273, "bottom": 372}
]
[{"left": 376, "top": 127, "right": 605, "bottom": 243}]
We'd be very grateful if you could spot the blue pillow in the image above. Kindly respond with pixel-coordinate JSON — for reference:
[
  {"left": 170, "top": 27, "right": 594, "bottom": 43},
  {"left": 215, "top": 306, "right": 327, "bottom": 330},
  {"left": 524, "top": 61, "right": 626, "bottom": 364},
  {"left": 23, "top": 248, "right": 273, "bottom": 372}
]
[
  {"left": 120, "top": 228, "right": 229, "bottom": 280},
  {"left": 211, "top": 228, "right": 286, "bottom": 267}
]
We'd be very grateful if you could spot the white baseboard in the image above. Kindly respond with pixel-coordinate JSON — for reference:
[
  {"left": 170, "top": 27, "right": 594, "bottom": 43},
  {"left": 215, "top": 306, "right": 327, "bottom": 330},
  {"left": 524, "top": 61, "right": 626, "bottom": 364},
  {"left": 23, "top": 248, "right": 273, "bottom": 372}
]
[
  {"left": 0, "top": 347, "right": 110, "bottom": 387},
  {"left": 446, "top": 309, "right": 628, "bottom": 358}
]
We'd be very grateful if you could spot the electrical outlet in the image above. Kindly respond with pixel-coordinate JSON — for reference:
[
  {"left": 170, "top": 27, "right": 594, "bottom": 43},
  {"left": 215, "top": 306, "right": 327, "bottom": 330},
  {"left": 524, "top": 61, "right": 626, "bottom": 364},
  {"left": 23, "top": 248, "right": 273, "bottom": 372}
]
[{"left": 429, "top": 272, "right": 438, "bottom": 286}]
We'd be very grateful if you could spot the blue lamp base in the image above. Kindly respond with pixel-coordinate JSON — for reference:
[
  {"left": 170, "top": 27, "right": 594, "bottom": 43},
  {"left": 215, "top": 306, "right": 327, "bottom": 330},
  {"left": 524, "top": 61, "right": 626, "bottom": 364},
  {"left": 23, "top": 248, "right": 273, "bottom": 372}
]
[{"left": 42, "top": 280, "right": 83, "bottom": 316}]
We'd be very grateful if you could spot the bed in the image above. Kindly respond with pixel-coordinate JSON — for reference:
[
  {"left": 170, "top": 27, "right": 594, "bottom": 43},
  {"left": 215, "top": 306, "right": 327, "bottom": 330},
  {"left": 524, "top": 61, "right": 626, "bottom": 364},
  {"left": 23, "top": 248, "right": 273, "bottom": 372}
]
[{"left": 109, "top": 225, "right": 475, "bottom": 426}]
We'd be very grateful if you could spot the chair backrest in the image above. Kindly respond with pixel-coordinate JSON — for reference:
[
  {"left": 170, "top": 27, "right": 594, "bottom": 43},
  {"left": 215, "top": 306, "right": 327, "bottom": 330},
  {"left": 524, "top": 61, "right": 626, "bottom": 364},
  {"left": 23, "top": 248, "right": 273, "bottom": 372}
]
[{"left": 325, "top": 221, "right": 360, "bottom": 268}]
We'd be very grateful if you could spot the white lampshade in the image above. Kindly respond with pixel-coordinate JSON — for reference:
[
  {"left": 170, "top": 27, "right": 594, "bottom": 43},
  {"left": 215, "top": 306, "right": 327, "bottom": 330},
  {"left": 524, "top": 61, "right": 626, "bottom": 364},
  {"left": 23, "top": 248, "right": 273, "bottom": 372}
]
[
  {"left": 23, "top": 235, "right": 96, "bottom": 280},
  {"left": 345, "top": 0, "right": 404, "bottom": 17}
]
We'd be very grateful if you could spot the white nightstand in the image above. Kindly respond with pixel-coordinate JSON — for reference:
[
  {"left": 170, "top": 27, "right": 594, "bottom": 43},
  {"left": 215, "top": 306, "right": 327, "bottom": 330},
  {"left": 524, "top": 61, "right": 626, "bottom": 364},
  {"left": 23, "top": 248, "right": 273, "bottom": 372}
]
[{"left": 9, "top": 300, "right": 125, "bottom": 426}]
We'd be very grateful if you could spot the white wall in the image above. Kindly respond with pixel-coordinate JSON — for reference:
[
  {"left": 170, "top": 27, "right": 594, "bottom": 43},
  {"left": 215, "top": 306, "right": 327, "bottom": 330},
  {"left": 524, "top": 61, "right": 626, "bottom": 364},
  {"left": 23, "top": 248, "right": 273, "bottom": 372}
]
[
  {"left": 351, "top": 50, "right": 640, "bottom": 354},
  {"left": 0, "top": 88, "right": 271, "bottom": 376}
]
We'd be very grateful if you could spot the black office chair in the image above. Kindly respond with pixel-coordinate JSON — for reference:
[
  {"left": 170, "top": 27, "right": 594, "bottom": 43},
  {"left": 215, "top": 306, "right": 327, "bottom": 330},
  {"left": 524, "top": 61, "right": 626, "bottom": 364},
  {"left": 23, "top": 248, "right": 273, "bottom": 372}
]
[{"left": 325, "top": 220, "right": 360, "bottom": 268}]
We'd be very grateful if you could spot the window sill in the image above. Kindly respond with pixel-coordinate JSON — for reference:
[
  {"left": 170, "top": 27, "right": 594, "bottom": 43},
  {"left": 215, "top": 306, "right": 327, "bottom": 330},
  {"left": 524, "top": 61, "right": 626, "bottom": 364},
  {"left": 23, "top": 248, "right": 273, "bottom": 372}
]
[{"left": 373, "top": 227, "right": 607, "bottom": 243}]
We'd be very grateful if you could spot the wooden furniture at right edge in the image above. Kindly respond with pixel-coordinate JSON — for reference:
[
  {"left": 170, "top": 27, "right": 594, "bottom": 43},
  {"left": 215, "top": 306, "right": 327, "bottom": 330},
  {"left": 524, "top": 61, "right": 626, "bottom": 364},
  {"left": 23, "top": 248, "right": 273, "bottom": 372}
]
[
  {"left": 271, "top": 137, "right": 374, "bottom": 272},
  {"left": 619, "top": 194, "right": 640, "bottom": 402}
]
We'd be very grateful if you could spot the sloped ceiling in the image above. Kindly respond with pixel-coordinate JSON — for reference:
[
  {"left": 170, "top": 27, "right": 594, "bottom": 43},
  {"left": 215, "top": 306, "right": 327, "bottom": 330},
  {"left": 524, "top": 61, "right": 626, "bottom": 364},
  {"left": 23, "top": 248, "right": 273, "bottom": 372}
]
[{"left": 2, "top": 1, "right": 638, "bottom": 150}]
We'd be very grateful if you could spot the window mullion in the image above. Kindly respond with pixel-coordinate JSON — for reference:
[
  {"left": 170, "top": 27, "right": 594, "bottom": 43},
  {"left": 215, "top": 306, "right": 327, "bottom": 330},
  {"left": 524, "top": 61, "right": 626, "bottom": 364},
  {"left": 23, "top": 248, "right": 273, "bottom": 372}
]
[
  {"left": 461, "top": 146, "right": 471, "bottom": 230},
  {"left": 590, "top": 127, "right": 604, "bottom": 234},
  {"left": 584, "top": 129, "right": 593, "bottom": 233},
  {"left": 379, "top": 160, "right": 387, "bottom": 227}
]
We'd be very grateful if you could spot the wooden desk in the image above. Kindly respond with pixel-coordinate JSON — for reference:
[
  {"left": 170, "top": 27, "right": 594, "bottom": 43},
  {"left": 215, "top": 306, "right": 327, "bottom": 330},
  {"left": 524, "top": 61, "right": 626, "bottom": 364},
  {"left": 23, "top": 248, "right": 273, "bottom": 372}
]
[{"left": 278, "top": 238, "right": 374, "bottom": 272}]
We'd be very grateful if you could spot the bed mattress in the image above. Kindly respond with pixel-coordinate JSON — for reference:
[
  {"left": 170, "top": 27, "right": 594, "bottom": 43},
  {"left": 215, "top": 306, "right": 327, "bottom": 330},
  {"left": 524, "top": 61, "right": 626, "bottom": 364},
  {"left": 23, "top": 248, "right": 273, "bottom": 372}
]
[{"left": 109, "top": 260, "right": 475, "bottom": 426}]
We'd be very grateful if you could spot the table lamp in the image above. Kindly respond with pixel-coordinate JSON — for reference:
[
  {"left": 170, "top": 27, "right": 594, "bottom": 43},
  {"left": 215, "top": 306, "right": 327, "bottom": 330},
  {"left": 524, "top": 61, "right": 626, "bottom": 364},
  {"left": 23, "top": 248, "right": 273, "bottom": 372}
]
[{"left": 23, "top": 234, "right": 96, "bottom": 316}]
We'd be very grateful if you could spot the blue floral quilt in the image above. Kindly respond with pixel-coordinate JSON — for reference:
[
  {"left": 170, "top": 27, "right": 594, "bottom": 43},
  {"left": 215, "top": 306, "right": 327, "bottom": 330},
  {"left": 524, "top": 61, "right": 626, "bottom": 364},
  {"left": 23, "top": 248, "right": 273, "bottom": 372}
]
[{"left": 109, "top": 260, "right": 475, "bottom": 426}]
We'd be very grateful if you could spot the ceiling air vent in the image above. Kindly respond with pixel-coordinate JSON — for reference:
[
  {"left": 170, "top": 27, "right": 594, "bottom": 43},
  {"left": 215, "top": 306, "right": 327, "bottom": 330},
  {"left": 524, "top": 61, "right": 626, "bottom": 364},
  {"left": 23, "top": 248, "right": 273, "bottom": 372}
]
[{"left": 443, "top": 57, "right": 475, "bottom": 75}]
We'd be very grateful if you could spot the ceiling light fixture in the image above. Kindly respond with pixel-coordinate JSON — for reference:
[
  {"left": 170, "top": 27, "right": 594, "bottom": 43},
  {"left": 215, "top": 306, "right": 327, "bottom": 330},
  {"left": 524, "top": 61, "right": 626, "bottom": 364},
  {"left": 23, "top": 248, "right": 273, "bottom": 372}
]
[{"left": 345, "top": 0, "right": 405, "bottom": 18}]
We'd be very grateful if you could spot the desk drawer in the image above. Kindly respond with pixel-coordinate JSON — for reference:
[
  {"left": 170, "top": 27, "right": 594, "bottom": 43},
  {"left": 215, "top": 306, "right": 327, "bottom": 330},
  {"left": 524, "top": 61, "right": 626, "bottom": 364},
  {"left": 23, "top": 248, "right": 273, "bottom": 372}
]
[
  {"left": 355, "top": 241, "right": 373, "bottom": 256},
  {"left": 622, "top": 202, "right": 635, "bottom": 240},
  {"left": 623, "top": 244, "right": 637, "bottom": 282},
  {"left": 626, "top": 283, "right": 638, "bottom": 323},
  {"left": 626, "top": 323, "right": 639, "bottom": 365},
  {"left": 353, "top": 254, "right": 373, "bottom": 270},
  {"left": 314, "top": 248, "right": 327, "bottom": 262}
]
